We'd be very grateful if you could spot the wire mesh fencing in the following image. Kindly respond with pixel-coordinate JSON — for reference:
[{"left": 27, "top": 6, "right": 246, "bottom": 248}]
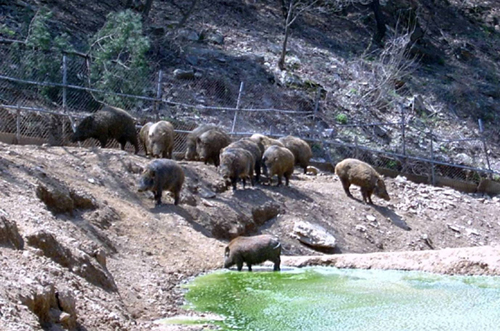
[{"left": 0, "top": 44, "right": 498, "bottom": 185}]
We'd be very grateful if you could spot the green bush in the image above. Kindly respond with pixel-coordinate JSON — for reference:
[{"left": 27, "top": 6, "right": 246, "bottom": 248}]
[
  {"left": 335, "top": 113, "right": 348, "bottom": 124},
  {"left": 89, "top": 10, "right": 151, "bottom": 108},
  {"left": 17, "top": 7, "right": 73, "bottom": 101}
]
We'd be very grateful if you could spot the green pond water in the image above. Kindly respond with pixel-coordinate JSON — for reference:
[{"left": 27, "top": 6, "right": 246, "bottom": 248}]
[{"left": 163, "top": 267, "right": 500, "bottom": 331}]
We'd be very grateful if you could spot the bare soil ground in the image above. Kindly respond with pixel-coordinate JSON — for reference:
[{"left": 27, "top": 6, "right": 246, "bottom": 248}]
[{"left": 1, "top": 142, "right": 499, "bottom": 330}]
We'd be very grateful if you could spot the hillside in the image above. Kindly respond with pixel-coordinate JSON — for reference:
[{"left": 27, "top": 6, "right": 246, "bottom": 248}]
[
  {"left": 1, "top": 0, "right": 500, "bottom": 174},
  {"left": 1, "top": 142, "right": 500, "bottom": 330}
]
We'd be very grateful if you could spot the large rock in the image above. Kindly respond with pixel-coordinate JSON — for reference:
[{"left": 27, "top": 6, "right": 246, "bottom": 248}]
[
  {"left": 36, "top": 178, "right": 96, "bottom": 215},
  {"left": 19, "top": 285, "right": 78, "bottom": 329},
  {"left": 25, "top": 231, "right": 117, "bottom": 292},
  {"left": 252, "top": 202, "right": 281, "bottom": 226},
  {"left": 0, "top": 216, "right": 24, "bottom": 250},
  {"left": 291, "top": 221, "right": 336, "bottom": 250}
]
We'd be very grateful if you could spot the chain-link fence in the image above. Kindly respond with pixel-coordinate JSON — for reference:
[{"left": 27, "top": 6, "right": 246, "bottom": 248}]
[{"left": 0, "top": 44, "right": 498, "bottom": 184}]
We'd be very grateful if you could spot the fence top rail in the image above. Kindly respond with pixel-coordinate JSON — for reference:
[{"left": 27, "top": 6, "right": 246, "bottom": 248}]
[
  {"left": 325, "top": 140, "right": 499, "bottom": 176},
  {"left": 336, "top": 121, "right": 403, "bottom": 128}
]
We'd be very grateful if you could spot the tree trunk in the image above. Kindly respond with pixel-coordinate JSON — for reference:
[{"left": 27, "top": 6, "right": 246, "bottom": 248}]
[
  {"left": 370, "top": 0, "right": 386, "bottom": 46},
  {"left": 177, "top": 0, "right": 199, "bottom": 29},
  {"left": 143, "top": 0, "right": 154, "bottom": 17},
  {"left": 278, "top": 0, "right": 293, "bottom": 70}
]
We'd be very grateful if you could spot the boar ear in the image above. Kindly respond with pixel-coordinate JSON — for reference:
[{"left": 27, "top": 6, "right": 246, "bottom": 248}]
[
  {"left": 196, "top": 137, "right": 201, "bottom": 143},
  {"left": 224, "top": 247, "right": 230, "bottom": 256}
]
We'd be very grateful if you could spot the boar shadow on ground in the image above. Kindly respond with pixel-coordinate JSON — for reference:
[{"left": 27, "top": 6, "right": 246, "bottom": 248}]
[
  {"left": 372, "top": 205, "right": 411, "bottom": 231},
  {"left": 262, "top": 184, "right": 313, "bottom": 202},
  {"left": 150, "top": 204, "right": 212, "bottom": 237}
]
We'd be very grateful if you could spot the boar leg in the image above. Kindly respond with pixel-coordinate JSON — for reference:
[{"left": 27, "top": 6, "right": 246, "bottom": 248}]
[
  {"left": 154, "top": 189, "right": 163, "bottom": 206},
  {"left": 284, "top": 172, "right": 291, "bottom": 186},
  {"left": 118, "top": 137, "right": 127, "bottom": 150},
  {"left": 247, "top": 263, "right": 252, "bottom": 272},
  {"left": 236, "top": 261, "right": 244, "bottom": 272},
  {"left": 250, "top": 175, "right": 254, "bottom": 187},
  {"left": 277, "top": 174, "right": 283, "bottom": 186},
  {"left": 231, "top": 177, "right": 238, "bottom": 191},
  {"left": 340, "top": 179, "right": 353, "bottom": 198},
  {"left": 99, "top": 137, "right": 108, "bottom": 148},
  {"left": 242, "top": 176, "right": 246, "bottom": 189},
  {"left": 173, "top": 190, "right": 180, "bottom": 205},
  {"left": 273, "top": 257, "right": 281, "bottom": 271},
  {"left": 361, "top": 187, "right": 374, "bottom": 204}
]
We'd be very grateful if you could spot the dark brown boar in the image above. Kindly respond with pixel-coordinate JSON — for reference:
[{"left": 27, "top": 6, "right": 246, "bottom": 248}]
[
  {"left": 249, "top": 134, "right": 284, "bottom": 154},
  {"left": 219, "top": 147, "right": 255, "bottom": 190},
  {"left": 224, "top": 138, "right": 262, "bottom": 182},
  {"left": 196, "top": 129, "right": 231, "bottom": 167},
  {"left": 137, "top": 159, "right": 185, "bottom": 205},
  {"left": 262, "top": 145, "right": 295, "bottom": 186},
  {"left": 148, "top": 120, "right": 175, "bottom": 159},
  {"left": 139, "top": 122, "right": 153, "bottom": 156},
  {"left": 224, "top": 234, "right": 281, "bottom": 271},
  {"left": 185, "top": 124, "right": 227, "bottom": 160},
  {"left": 278, "top": 135, "right": 312, "bottom": 174},
  {"left": 334, "top": 158, "right": 390, "bottom": 205},
  {"left": 71, "top": 106, "right": 139, "bottom": 153}
]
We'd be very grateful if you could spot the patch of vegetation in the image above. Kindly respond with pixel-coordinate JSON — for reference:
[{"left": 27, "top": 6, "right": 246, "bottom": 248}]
[
  {"left": 13, "top": 7, "right": 74, "bottom": 101},
  {"left": 335, "top": 113, "right": 348, "bottom": 124},
  {"left": 88, "top": 10, "right": 151, "bottom": 108}
]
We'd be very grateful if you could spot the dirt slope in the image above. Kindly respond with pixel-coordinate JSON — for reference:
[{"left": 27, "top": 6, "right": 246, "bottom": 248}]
[{"left": 0, "top": 142, "right": 499, "bottom": 330}]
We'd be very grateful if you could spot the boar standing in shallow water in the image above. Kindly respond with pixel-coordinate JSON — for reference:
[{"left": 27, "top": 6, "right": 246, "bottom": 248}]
[
  {"left": 71, "top": 106, "right": 139, "bottom": 153},
  {"left": 262, "top": 145, "right": 295, "bottom": 186},
  {"left": 219, "top": 147, "right": 255, "bottom": 190},
  {"left": 278, "top": 135, "right": 312, "bottom": 174},
  {"left": 224, "top": 234, "right": 281, "bottom": 271},
  {"left": 196, "top": 129, "right": 231, "bottom": 167},
  {"left": 139, "top": 122, "right": 153, "bottom": 156},
  {"left": 334, "top": 158, "right": 390, "bottom": 205},
  {"left": 138, "top": 159, "right": 185, "bottom": 206},
  {"left": 185, "top": 124, "right": 227, "bottom": 160},
  {"left": 148, "top": 120, "right": 174, "bottom": 159}
]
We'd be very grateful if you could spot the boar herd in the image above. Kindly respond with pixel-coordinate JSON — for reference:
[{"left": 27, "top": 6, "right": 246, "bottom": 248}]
[{"left": 71, "top": 106, "right": 391, "bottom": 272}]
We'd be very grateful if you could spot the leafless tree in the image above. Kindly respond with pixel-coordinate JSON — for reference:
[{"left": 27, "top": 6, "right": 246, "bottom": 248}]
[{"left": 278, "top": 0, "right": 319, "bottom": 70}]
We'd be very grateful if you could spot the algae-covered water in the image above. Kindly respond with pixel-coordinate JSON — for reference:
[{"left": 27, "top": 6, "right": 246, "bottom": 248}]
[{"left": 170, "top": 267, "right": 500, "bottom": 330}]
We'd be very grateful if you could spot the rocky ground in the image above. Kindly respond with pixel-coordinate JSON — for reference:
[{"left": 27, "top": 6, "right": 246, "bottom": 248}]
[{"left": 1, "top": 142, "right": 500, "bottom": 330}]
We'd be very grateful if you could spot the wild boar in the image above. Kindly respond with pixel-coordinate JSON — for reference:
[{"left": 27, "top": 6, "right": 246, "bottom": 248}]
[
  {"left": 262, "top": 145, "right": 295, "bottom": 186},
  {"left": 137, "top": 159, "right": 185, "bottom": 206},
  {"left": 224, "top": 234, "right": 281, "bottom": 271},
  {"left": 185, "top": 124, "right": 227, "bottom": 160},
  {"left": 224, "top": 138, "right": 262, "bottom": 182},
  {"left": 334, "top": 158, "right": 390, "bottom": 205},
  {"left": 139, "top": 122, "right": 153, "bottom": 156},
  {"left": 219, "top": 147, "right": 255, "bottom": 190},
  {"left": 249, "top": 133, "right": 284, "bottom": 154},
  {"left": 278, "top": 135, "right": 313, "bottom": 174},
  {"left": 196, "top": 129, "right": 231, "bottom": 167},
  {"left": 148, "top": 120, "right": 174, "bottom": 159},
  {"left": 71, "top": 106, "right": 139, "bottom": 153}
]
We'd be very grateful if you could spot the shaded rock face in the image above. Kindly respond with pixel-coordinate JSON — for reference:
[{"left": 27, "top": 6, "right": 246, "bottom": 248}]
[
  {"left": 0, "top": 216, "right": 24, "bottom": 250},
  {"left": 252, "top": 202, "right": 281, "bottom": 226},
  {"left": 19, "top": 285, "right": 78, "bottom": 330},
  {"left": 291, "top": 221, "right": 337, "bottom": 251},
  {"left": 25, "top": 231, "right": 117, "bottom": 292},
  {"left": 36, "top": 178, "right": 96, "bottom": 215}
]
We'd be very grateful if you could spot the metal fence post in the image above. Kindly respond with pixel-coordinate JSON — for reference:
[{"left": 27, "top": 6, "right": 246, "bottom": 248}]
[
  {"left": 15, "top": 105, "right": 21, "bottom": 144},
  {"left": 155, "top": 70, "right": 163, "bottom": 120},
  {"left": 429, "top": 128, "right": 436, "bottom": 186},
  {"left": 354, "top": 136, "right": 359, "bottom": 159},
  {"left": 62, "top": 55, "right": 79, "bottom": 146},
  {"left": 478, "top": 119, "right": 492, "bottom": 178},
  {"left": 231, "top": 82, "right": 244, "bottom": 133}
]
